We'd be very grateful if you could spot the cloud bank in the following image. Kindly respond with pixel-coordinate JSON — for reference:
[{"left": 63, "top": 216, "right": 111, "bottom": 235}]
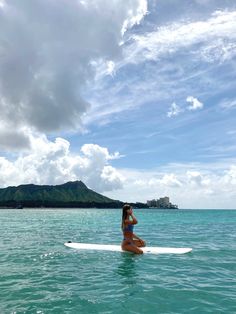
[
  {"left": 1, "top": 134, "right": 236, "bottom": 208},
  {"left": 0, "top": 0, "right": 147, "bottom": 149},
  {"left": 0, "top": 138, "right": 124, "bottom": 192},
  {"left": 105, "top": 164, "right": 236, "bottom": 209}
]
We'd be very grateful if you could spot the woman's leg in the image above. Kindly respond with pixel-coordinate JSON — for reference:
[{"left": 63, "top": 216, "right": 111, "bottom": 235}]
[
  {"left": 121, "top": 241, "right": 143, "bottom": 254},
  {"left": 133, "top": 239, "right": 146, "bottom": 247}
]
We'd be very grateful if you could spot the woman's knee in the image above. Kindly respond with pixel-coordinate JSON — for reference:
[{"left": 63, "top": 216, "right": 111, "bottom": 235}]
[
  {"left": 135, "top": 239, "right": 146, "bottom": 247},
  {"left": 122, "top": 245, "right": 143, "bottom": 254}
]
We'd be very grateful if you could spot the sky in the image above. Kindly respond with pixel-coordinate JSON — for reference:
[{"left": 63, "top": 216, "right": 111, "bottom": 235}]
[{"left": 0, "top": 0, "right": 236, "bottom": 209}]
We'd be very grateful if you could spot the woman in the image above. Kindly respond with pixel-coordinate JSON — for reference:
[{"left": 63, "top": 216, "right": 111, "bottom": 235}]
[{"left": 121, "top": 204, "right": 146, "bottom": 254}]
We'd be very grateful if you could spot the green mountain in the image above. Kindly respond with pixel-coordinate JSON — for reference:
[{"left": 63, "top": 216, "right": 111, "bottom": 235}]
[{"left": 0, "top": 181, "right": 123, "bottom": 208}]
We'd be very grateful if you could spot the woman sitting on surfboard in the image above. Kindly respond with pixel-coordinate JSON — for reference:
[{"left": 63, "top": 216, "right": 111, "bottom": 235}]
[{"left": 121, "top": 204, "right": 146, "bottom": 254}]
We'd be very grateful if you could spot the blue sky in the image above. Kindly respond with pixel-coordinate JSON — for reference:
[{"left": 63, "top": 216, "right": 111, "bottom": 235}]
[{"left": 0, "top": 0, "right": 236, "bottom": 208}]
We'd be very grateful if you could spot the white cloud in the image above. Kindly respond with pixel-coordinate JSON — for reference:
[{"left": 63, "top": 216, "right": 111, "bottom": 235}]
[
  {"left": 135, "top": 173, "right": 182, "bottom": 188},
  {"left": 104, "top": 162, "right": 236, "bottom": 209},
  {"left": 85, "top": 9, "right": 236, "bottom": 126},
  {"left": 0, "top": 122, "right": 31, "bottom": 151},
  {"left": 100, "top": 166, "right": 124, "bottom": 192},
  {"left": 106, "top": 61, "right": 116, "bottom": 76},
  {"left": 0, "top": 138, "right": 124, "bottom": 192},
  {"left": 0, "top": 0, "right": 147, "bottom": 143},
  {"left": 2, "top": 143, "right": 236, "bottom": 208},
  {"left": 223, "top": 165, "right": 236, "bottom": 185},
  {"left": 76, "top": 8, "right": 236, "bottom": 127},
  {"left": 167, "top": 96, "right": 203, "bottom": 118},
  {"left": 160, "top": 174, "right": 182, "bottom": 187},
  {"left": 121, "top": 0, "right": 147, "bottom": 35},
  {"left": 167, "top": 102, "right": 182, "bottom": 117},
  {"left": 0, "top": 0, "right": 5, "bottom": 8},
  {"left": 186, "top": 171, "right": 210, "bottom": 186},
  {"left": 186, "top": 96, "right": 204, "bottom": 111},
  {"left": 219, "top": 99, "right": 236, "bottom": 109},
  {"left": 124, "top": 10, "right": 236, "bottom": 65}
]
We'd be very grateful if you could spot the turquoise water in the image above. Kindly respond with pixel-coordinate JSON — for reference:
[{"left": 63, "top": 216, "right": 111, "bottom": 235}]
[{"left": 0, "top": 208, "right": 236, "bottom": 314}]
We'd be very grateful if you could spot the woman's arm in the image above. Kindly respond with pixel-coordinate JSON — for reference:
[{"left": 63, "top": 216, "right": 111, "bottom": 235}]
[
  {"left": 124, "top": 212, "right": 138, "bottom": 225},
  {"left": 124, "top": 217, "right": 137, "bottom": 225},
  {"left": 130, "top": 213, "right": 138, "bottom": 224},
  {"left": 132, "top": 233, "right": 141, "bottom": 240}
]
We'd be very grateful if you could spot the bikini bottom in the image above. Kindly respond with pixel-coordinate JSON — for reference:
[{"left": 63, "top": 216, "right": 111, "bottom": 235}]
[{"left": 123, "top": 238, "right": 135, "bottom": 246}]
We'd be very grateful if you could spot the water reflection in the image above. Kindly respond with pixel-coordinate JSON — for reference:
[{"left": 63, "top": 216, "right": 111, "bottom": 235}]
[{"left": 116, "top": 253, "right": 139, "bottom": 285}]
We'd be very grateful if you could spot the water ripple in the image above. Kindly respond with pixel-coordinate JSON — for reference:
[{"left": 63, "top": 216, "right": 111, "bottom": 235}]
[{"left": 0, "top": 209, "right": 236, "bottom": 313}]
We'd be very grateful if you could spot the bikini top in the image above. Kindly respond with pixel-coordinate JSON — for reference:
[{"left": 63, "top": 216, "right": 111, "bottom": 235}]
[{"left": 123, "top": 223, "right": 134, "bottom": 233}]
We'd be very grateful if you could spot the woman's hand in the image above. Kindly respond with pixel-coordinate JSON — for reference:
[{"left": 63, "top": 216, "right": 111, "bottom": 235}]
[
  {"left": 139, "top": 239, "right": 146, "bottom": 246},
  {"left": 131, "top": 214, "right": 137, "bottom": 224}
]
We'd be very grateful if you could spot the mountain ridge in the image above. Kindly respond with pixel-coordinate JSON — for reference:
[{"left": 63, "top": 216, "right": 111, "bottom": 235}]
[{"left": 0, "top": 181, "right": 122, "bottom": 208}]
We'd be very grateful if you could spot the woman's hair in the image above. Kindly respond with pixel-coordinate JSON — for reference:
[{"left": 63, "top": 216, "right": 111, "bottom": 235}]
[{"left": 121, "top": 204, "right": 131, "bottom": 230}]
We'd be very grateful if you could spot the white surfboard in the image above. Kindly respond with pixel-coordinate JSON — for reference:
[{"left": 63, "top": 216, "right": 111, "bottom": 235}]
[{"left": 64, "top": 242, "right": 192, "bottom": 254}]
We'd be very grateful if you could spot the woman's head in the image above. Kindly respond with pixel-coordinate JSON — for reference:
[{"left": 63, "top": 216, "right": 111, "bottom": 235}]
[
  {"left": 121, "top": 204, "right": 132, "bottom": 229},
  {"left": 123, "top": 204, "right": 132, "bottom": 215}
]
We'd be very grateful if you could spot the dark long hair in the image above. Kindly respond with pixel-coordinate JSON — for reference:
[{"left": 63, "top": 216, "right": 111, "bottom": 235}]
[{"left": 121, "top": 204, "right": 131, "bottom": 230}]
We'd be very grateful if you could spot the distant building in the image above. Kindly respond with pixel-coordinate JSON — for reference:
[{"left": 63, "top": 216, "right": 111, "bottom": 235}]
[
  {"left": 147, "top": 199, "right": 157, "bottom": 207},
  {"left": 158, "top": 197, "right": 170, "bottom": 207},
  {"left": 147, "top": 196, "right": 178, "bottom": 209}
]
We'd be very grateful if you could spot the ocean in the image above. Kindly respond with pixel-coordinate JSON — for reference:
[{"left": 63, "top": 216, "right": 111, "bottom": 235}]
[{"left": 0, "top": 208, "right": 236, "bottom": 314}]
